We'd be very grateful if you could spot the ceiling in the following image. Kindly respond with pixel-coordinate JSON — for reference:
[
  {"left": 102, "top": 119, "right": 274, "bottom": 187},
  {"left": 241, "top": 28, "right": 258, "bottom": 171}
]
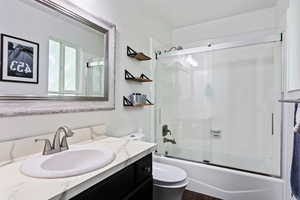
[{"left": 138, "top": 0, "right": 278, "bottom": 28}]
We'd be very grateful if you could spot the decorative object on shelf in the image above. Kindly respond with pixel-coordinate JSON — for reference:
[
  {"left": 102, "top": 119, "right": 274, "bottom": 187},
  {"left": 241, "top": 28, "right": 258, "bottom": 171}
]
[
  {"left": 125, "top": 70, "right": 152, "bottom": 82},
  {"left": 129, "top": 93, "right": 147, "bottom": 105},
  {"left": 127, "top": 46, "right": 151, "bottom": 61},
  {"left": 1, "top": 34, "right": 39, "bottom": 84},
  {"left": 123, "top": 96, "right": 153, "bottom": 107}
]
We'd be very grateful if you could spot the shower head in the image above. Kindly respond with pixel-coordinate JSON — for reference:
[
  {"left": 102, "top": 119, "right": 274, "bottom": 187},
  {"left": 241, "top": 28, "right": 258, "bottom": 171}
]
[
  {"left": 176, "top": 46, "right": 183, "bottom": 50},
  {"left": 155, "top": 46, "right": 184, "bottom": 59}
]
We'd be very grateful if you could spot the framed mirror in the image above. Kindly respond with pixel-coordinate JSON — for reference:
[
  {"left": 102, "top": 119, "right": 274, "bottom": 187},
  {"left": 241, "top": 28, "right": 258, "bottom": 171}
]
[{"left": 0, "top": 0, "right": 116, "bottom": 106}]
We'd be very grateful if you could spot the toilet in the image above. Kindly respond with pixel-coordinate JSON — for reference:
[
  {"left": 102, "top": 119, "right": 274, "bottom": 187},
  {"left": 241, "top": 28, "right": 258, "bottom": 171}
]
[
  {"left": 124, "top": 133, "right": 188, "bottom": 200},
  {"left": 153, "top": 162, "right": 189, "bottom": 200}
]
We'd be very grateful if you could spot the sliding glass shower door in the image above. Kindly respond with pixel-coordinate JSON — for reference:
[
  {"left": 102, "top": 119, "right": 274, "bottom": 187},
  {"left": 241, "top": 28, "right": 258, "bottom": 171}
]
[{"left": 155, "top": 42, "right": 282, "bottom": 176}]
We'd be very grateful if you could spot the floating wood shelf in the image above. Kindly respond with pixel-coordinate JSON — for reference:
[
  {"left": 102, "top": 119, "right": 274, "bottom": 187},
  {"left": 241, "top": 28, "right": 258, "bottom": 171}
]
[
  {"left": 123, "top": 96, "right": 154, "bottom": 107},
  {"left": 127, "top": 46, "right": 151, "bottom": 61},
  {"left": 128, "top": 78, "right": 152, "bottom": 82},
  {"left": 125, "top": 70, "right": 153, "bottom": 82}
]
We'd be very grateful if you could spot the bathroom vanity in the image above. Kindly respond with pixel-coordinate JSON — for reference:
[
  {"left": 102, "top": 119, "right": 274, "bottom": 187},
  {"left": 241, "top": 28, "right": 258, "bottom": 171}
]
[
  {"left": 0, "top": 137, "right": 156, "bottom": 200},
  {"left": 71, "top": 154, "right": 153, "bottom": 200}
]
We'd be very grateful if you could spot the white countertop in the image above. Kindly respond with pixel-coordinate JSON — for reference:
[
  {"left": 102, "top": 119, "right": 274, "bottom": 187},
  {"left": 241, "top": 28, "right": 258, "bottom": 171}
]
[{"left": 0, "top": 137, "right": 156, "bottom": 200}]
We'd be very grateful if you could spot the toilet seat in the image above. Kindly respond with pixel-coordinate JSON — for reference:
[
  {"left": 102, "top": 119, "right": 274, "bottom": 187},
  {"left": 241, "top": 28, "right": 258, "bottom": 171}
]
[{"left": 153, "top": 162, "right": 188, "bottom": 187}]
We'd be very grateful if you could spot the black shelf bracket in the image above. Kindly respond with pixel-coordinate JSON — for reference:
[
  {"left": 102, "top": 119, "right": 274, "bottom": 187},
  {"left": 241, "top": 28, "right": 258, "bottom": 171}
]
[
  {"left": 123, "top": 96, "right": 134, "bottom": 106},
  {"left": 124, "top": 70, "right": 152, "bottom": 82},
  {"left": 125, "top": 70, "right": 135, "bottom": 80},
  {"left": 127, "top": 46, "right": 137, "bottom": 57},
  {"left": 140, "top": 73, "right": 151, "bottom": 80},
  {"left": 145, "top": 98, "right": 153, "bottom": 105},
  {"left": 127, "top": 46, "right": 151, "bottom": 61},
  {"left": 123, "top": 96, "right": 154, "bottom": 107}
]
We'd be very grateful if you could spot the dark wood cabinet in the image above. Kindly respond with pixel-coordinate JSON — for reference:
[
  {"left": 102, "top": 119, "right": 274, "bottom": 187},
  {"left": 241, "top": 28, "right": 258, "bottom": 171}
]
[{"left": 71, "top": 154, "right": 153, "bottom": 200}]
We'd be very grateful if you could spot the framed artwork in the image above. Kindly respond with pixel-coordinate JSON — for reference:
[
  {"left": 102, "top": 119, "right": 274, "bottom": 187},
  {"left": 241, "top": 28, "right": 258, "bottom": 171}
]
[{"left": 1, "top": 34, "right": 39, "bottom": 84}]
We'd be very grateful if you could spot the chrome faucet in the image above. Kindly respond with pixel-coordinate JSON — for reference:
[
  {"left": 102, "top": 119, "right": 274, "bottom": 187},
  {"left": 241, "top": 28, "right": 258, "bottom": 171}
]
[
  {"left": 162, "top": 125, "right": 172, "bottom": 137},
  {"left": 162, "top": 125, "right": 176, "bottom": 144},
  {"left": 163, "top": 137, "right": 176, "bottom": 144},
  {"left": 35, "top": 126, "right": 74, "bottom": 155}
]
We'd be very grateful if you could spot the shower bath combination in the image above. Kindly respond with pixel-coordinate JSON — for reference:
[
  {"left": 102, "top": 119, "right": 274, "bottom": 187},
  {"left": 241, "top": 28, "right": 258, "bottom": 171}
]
[{"left": 153, "top": 33, "right": 284, "bottom": 200}]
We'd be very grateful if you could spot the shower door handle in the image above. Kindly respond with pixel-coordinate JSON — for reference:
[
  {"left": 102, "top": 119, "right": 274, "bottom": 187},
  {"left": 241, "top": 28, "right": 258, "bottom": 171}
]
[{"left": 271, "top": 113, "right": 274, "bottom": 136}]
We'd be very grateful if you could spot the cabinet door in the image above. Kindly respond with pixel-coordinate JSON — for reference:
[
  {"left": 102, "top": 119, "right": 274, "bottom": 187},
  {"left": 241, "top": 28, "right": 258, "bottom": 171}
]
[
  {"left": 71, "top": 165, "right": 135, "bottom": 200},
  {"left": 135, "top": 154, "right": 152, "bottom": 185},
  {"left": 126, "top": 178, "right": 153, "bottom": 200},
  {"left": 71, "top": 154, "right": 153, "bottom": 200}
]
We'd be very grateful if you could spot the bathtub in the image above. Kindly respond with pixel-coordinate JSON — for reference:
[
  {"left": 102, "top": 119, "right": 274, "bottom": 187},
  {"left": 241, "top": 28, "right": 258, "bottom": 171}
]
[{"left": 154, "top": 155, "right": 284, "bottom": 200}]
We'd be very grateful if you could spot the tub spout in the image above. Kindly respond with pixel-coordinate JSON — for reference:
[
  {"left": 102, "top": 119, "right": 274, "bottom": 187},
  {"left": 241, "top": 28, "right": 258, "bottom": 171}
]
[{"left": 163, "top": 137, "right": 176, "bottom": 144}]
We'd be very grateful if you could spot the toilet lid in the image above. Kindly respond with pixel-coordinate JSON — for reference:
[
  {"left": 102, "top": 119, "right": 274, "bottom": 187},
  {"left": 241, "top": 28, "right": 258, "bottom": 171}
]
[{"left": 153, "top": 162, "right": 187, "bottom": 184}]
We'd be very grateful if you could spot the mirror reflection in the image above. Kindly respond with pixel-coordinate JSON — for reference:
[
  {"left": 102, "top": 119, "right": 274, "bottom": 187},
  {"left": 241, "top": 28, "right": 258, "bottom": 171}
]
[
  {"left": 47, "top": 32, "right": 105, "bottom": 97},
  {"left": 0, "top": 0, "right": 107, "bottom": 98}
]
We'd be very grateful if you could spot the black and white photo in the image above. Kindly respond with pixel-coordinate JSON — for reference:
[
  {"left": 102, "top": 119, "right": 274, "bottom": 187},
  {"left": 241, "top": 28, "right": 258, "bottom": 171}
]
[{"left": 1, "top": 34, "right": 39, "bottom": 84}]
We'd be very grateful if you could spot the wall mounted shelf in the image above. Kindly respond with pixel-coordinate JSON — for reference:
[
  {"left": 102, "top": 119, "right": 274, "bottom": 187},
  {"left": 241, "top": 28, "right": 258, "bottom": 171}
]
[
  {"left": 123, "top": 96, "right": 154, "bottom": 107},
  {"left": 127, "top": 46, "right": 151, "bottom": 61},
  {"left": 125, "top": 70, "right": 153, "bottom": 82}
]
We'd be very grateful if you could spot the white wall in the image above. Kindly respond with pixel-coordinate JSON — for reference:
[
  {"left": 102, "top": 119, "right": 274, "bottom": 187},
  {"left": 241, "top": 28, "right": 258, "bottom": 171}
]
[
  {"left": 283, "top": 0, "right": 300, "bottom": 199},
  {"left": 286, "top": 0, "right": 300, "bottom": 91},
  {"left": 0, "top": 0, "right": 172, "bottom": 141},
  {"left": 172, "top": 7, "right": 282, "bottom": 48}
]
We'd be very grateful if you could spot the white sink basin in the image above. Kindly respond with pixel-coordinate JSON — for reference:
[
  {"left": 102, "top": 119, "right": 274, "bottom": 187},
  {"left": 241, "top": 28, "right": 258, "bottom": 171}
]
[{"left": 20, "top": 147, "right": 116, "bottom": 178}]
